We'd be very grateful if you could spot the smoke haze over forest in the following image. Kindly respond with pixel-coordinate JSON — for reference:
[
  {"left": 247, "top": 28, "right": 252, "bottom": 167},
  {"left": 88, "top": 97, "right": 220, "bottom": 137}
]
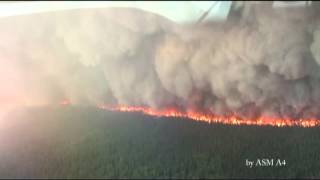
[{"left": 1, "top": 6, "right": 320, "bottom": 121}]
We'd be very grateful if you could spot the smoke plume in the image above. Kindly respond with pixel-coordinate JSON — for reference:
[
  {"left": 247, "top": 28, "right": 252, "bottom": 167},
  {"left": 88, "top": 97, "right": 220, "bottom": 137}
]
[{"left": 1, "top": 6, "right": 320, "bottom": 120}]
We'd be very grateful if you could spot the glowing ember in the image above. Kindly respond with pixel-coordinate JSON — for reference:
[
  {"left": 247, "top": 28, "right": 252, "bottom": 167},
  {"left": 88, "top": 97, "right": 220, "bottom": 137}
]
[
  {"left": 97, "top": 104, "right": 320, "bottom": 128},
  {"left": 59, "top": 99, "right": 70, "bottom": 106}
]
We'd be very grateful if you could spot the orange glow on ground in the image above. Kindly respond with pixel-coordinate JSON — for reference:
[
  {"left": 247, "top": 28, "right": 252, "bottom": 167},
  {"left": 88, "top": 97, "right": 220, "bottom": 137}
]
[
  {"left": 97, "top": 104, "right": 320, "bottom": 128},
  {"left": 59, "top": 99, "right": 70, "bottom": 106}
]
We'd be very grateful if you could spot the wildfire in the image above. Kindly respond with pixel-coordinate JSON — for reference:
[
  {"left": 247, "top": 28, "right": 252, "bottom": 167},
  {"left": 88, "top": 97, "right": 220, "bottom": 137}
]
[
  {"left": 57, "top": 100, "right": 320, "bottom": 127},
  {"left": 59, "top": 99, "right": 70, "bottom": 106},
  {"left": 97, "top": 104, "right": 320, "bottom": 128}
]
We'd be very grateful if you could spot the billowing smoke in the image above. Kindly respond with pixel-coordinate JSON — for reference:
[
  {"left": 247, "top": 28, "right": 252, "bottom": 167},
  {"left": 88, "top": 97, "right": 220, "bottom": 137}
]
[{"left": 1, "top": 6, "right": 320, "bottom": 120}]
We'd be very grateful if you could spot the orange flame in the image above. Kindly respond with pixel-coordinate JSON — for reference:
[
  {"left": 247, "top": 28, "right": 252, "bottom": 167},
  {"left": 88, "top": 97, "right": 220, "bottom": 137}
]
[
  {"left": 97, "top": 104, "right": 320, "bottom": 128},
  {"left": 59, "top": 99, "right": 70, "bottom": 106}
]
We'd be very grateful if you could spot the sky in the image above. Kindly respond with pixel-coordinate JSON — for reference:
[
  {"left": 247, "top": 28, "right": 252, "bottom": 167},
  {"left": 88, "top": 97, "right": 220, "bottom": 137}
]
[{"left": 0, "top": 1, "right": 232, "bottom": 23}]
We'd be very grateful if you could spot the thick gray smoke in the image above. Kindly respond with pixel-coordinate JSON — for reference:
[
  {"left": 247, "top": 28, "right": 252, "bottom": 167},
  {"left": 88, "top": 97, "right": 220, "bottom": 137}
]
[{"left": 1, "top": 6, "right": 320, "bottom": 120}]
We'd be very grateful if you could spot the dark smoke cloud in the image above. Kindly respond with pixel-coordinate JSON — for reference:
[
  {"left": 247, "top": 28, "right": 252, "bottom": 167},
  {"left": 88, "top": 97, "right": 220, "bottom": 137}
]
[{"left": 1, "top": 6, "right": 320, "bottom": 120}]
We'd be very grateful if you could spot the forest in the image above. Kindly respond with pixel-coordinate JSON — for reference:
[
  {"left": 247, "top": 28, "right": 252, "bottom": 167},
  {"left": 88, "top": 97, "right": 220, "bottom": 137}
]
[{"left": 1, "top": 106, "right": 320, "bottom": 179}]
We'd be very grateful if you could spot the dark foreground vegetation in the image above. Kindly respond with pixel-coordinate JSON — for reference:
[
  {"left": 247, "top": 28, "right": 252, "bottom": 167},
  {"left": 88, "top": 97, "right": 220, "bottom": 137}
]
[{"left": 1, "top": 106, "right": 320, "bottom": 179}]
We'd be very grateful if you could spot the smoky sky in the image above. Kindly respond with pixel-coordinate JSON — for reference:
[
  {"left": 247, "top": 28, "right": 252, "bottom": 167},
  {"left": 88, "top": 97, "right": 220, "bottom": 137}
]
[{"left": 1, "top": 6, "right": 320, "bottom": 120}]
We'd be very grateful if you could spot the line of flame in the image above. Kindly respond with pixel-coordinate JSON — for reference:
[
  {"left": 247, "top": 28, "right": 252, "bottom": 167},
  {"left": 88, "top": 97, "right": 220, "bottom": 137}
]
[{"left": 96, "top": 104, "right": 320, "bottom": 128}]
